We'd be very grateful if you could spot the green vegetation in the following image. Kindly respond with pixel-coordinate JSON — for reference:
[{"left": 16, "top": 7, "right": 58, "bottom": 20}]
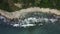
[
  {"left": 17, "top": 0, "right": 60, "bottom": 9},
  {"left": 0, "top": 0, "right": 60, "bottom": 12}
]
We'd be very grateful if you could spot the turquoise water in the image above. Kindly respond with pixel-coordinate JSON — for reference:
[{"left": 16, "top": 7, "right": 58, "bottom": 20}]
[{"left": 0, "top": 23, "right": 60, "bottom": 34}]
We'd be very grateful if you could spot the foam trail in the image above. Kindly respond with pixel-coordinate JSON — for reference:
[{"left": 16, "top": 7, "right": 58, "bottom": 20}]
[
  {"left": 12, "top": 17, "right": 58, "bottom": 28},
  {"left": 0, "top": 15, "right": 59, "bottom": 28}
]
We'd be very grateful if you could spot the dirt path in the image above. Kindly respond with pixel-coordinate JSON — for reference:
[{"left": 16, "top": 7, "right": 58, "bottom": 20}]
[{"left": 0, "top": 7, "right": 60, "bottom": 19}]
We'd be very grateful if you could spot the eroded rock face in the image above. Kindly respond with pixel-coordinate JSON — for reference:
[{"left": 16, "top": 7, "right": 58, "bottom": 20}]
[{"left": 0, "top": 12, "right": 60, "bottom": 28}]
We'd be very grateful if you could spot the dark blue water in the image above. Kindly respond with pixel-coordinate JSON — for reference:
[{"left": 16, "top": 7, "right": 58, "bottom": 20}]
[{"left": 0, "top": 22, "right": 60, "bottom": 34}]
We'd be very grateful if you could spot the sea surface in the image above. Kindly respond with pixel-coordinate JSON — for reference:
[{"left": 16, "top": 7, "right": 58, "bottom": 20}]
[
  {"left": 0, "top": 12, "right": 60, "bottom": 34},
  {"left": 0, "top": 22, "right": 60, "bottom": 34}
]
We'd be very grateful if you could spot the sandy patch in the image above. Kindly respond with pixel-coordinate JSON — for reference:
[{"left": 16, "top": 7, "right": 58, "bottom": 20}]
[{"left": 0, "top": 7, "right": 60, "bottom": 19}]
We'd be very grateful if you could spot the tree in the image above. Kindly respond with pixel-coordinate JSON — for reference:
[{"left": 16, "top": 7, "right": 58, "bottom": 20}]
[{"left": 8, "top": 0, "right": 19, "bottom": 11}]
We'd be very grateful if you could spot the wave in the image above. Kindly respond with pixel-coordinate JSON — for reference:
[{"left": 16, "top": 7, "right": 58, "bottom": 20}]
[{"left": 0, "top": 12, "right": 60, "bottom": 28}]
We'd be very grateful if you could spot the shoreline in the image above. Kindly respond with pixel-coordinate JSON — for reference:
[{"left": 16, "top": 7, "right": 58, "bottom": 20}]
[{"left": 0, "top": 7, "right": 60, "bottom": 19}]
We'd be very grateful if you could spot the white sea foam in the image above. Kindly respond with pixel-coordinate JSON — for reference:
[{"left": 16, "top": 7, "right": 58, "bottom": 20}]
[
  {"left": 20, "top": 24, "right": 36, "bottom": 28},
  {"left": 0, "top": 16, "right": 5, "bottom": 19},
  {"left": 49, "top": 19, "right": 57, "bottom": 23},
  {"left": 13, "top": 24, "right": 19, "bottom": 27},
  {"left": 18, "top": 17, "right": 58, "bottom": 27},
  {"left": 0, "top": 16, "right": 7, "bottom": 23},
  {"left": 0, "top": 16, "right": 58, "bottom": 28}
]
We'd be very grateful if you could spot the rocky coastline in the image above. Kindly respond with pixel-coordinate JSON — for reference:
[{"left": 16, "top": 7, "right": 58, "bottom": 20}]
[
  {"left": 0, "top": 7, "right": 60, "bottom": 28},
  {"left": 0, "top": 7, "right": 60, "bottom": 19},
  {"left": 0, "top": 11, "right": 60, "bottom": 28}
]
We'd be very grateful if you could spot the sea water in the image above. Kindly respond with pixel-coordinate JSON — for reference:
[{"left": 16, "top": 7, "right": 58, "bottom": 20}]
[
  {"left": 0, "top": 12, "right": 60, "bottom": 34},
  {"left": 0, "top": 22, "right": 60, "bottom": 34}
]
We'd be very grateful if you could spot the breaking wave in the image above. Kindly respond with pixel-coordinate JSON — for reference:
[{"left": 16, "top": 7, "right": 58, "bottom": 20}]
[{"left": 0, "top": 12, "right": 60, "bottom": 28}]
